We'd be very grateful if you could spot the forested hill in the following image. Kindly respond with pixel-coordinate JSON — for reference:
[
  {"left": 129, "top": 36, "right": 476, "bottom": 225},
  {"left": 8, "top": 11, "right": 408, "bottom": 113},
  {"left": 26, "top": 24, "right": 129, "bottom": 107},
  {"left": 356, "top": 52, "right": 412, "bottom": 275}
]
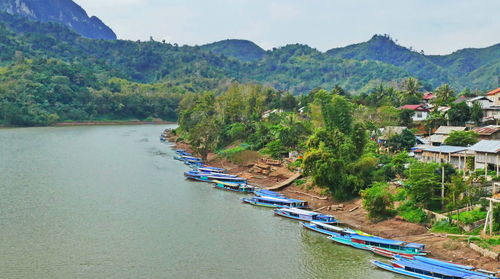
[
  {"left": 326, "top": 35, "right": 500, "bottom": 90},
  {"left": 0, "top": 0, "right": 116, "bottom": 40},
  {"left": 200, "top": 39, "right": 266, "bottom": 62}
]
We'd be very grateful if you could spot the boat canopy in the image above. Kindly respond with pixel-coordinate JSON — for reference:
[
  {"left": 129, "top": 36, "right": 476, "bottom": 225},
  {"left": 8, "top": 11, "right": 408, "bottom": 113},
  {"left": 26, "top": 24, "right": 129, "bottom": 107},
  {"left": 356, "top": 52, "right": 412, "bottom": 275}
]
[
  {"left": 406, "top": 243, "right": 426, "bottom": 249},
  {"left": 255, "top": 189, "right": 284, "bottom": 197},
  {"left": 256, "top": 196, "right": 305, "bottom": 203},
  {"left": 281, "top": 208, "right": 320, "bottom": 216},
  {"left": 351, "top": 235, "right": 406, "bottom": 246},
  {"left": 394, "top": 259, "right": 485, "bottom": 278},
  {"left": 412, "top": 256, "right": 474, "bottom": 271},
  {"left": 310, "top": 221, "right": 345, "bottom": 231}
]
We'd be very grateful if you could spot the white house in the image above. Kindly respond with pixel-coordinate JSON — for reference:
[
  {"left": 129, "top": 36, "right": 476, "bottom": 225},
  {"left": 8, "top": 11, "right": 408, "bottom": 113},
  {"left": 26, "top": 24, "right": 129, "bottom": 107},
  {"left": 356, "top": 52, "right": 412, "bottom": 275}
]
[{"left": 399, "top": 104, "right": 429, "bottom": 121}]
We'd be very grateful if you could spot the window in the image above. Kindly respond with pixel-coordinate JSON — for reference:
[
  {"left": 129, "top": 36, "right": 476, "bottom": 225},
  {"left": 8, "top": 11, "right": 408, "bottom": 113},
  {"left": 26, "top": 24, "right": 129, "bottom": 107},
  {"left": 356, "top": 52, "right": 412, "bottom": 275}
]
[{"left": 416, "top": 112, "right": 422, "bottom": 118}]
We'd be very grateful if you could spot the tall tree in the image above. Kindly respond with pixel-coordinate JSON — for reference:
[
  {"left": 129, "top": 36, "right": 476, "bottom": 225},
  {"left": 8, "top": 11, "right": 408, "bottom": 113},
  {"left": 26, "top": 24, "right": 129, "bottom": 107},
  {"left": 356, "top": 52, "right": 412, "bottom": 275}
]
[
  {"left": 400, "top": 77, "right": 422, "bottom": 103},
  {"left": 434, "top": 84, "right": 455, "bottom": 105},
  {"left": 447, "top": 102, "right": 471, "bottom": 126},
  {"left": 470, "top": 102, "right": 484, "bottom": 126}
]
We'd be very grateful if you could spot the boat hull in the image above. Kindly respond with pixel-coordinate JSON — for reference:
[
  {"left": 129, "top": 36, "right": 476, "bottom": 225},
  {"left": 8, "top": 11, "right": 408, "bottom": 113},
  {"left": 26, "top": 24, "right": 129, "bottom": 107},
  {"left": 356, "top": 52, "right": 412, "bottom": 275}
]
[
  {"left": 214, "top": 184, "right": 254, "bottom": 193},
  {"left": 274, "top": 211, "right": 337, "bottom": 224},
  {"left": 371, "top": 260, "right": 434, "bottom": 279}
]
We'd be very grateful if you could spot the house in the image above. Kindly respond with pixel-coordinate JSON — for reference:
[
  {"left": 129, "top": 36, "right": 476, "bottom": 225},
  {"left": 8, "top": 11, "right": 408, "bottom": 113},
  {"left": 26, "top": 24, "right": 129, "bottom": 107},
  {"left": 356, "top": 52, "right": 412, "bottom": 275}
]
[
  {"left": 484, "top": 88, "right": 500, "bottom": 123},
  {"left": 467, "top": 96, "right": 493, "bottom": 109},
  {"left": 422, "top": 92, "right": 435, "bottom": 104},
  {"left": 262, "top": 109, "right": 283, "bottom": 119},
  {"left": 420, "top": 145, "right": 470, "bottom": 169},
  {"left": 469, "top": 140, "right": 500, "bottom": 174},
  {"left": 377, "top": 126, "right": 407, "bottom": 145},
  {"left": 426, "top": 126, "right": 467, "bottom": 146},
  {"left": 472, "top": 126, "right": 500, "bottom": 140},
  {"left": 399, "top": 104, "right": 429, "bottom": 121}
]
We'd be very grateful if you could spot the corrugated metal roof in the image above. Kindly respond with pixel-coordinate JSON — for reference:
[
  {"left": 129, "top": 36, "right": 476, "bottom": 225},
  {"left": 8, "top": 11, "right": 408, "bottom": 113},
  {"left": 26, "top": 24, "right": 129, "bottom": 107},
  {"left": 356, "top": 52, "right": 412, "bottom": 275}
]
[
  {"left": 427, "top": 134, "right": 448, "bottom": 143},
  {"left": 469, "top": 140, "right": 500, "bottom": 153},
  {"left": 434, "top": 126, "right": 467, "bottom": 135},
  {"left": 472, "top": 126, "right": 500, "bottom": 136},
  {"left": 487, "top": 88, "right": 500, "bottom": 96},
  {"left": 422, "top": 145, "right": 468, "bottom": 154}
]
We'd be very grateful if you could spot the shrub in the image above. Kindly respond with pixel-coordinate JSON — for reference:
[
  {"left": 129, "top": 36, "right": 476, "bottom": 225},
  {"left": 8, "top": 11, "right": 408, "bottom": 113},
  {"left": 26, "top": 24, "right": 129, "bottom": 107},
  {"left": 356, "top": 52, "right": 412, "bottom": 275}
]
[
  {"left": 361, "top": 182, "right": 395, "bottom": 221},
  {"left": 397, "top": 201, "right": 428, "bottom": 224},
  {"left": 450, "top": 208, "right": 487, "bottom": 225}
]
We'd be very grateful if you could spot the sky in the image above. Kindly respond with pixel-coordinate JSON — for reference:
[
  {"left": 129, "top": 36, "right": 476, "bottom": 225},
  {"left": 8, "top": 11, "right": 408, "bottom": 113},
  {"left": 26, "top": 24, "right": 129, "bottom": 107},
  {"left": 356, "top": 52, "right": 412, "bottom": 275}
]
[{"left": 76, "top": 0, "right": 500, "bottom": 55}]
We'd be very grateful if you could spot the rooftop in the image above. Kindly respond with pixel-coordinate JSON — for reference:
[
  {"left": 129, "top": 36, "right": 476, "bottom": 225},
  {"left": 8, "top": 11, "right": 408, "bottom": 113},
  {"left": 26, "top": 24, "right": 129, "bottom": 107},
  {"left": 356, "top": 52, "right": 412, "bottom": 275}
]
[
  {"left": 434, "top": 126, "right": 467, "bottom": 135},
  {"left": 487, "top": 88, "right": 500, "bottom": 96},
  {"left": 422, "top": 145, "right": 468, "bottom": 154},
  {"left": 399, "top": 104, "right": 428, "bottom": 111},
  {"left": 472, "top": 126, "right": 500, "bottom": 136},
  {"left": 469, "top": 140, "right": 500, "bottom": 153}
]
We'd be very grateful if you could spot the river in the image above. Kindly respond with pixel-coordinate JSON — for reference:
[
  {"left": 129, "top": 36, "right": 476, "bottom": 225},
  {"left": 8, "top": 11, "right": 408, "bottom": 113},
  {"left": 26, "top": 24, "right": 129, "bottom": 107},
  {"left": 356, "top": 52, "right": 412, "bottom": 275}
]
[{"left": 0, "top": 125, "right": 402, "bottom": 278}]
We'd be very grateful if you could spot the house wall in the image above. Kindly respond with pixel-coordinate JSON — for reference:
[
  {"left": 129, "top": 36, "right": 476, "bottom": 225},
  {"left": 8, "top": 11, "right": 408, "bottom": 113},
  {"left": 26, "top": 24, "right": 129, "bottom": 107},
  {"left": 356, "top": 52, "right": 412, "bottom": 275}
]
[
  {"left": 485, "top": 109, "right": 500, "bottom": 120},
  {"left": 489, "top": 94, "right": 500, "bottom": 106},
  {"left": 421, "top": 151, "right": 467, "bottom": 169},
  {"left": 412, "top": 111, "right": 428, "bottom": 121},
  {"left": 475, "top": 152, "right": 500, "bottom": 170}
]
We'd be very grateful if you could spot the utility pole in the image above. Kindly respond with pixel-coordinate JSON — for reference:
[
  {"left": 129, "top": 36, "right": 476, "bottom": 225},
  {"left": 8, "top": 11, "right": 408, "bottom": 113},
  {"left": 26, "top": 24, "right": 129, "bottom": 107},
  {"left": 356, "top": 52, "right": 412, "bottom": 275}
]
[{"left": 441, "top": 158, "right": 445, "bottom": 208}]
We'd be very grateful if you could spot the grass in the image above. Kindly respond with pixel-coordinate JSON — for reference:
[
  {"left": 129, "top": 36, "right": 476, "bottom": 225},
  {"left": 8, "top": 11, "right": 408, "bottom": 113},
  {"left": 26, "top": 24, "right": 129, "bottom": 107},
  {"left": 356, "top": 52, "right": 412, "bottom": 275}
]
[
  {"left": 397, "top": 202, "right": 428, "bottom": 224},
  {"left": 430, "top": 220, "right": 463, "bottom": 234},
  {"left": 450, "top": 208, "right": 487, "bottom": 225}
]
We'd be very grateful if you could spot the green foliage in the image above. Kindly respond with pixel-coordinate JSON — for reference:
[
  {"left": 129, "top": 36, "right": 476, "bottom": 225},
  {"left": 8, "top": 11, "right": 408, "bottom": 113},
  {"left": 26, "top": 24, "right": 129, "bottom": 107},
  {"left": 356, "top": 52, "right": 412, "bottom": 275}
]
[
  {"left": 397, "top": 201, "right": 428, "bottom": 224},
  {"left": 450, "top": 208, "right": 487, "bottom": 225},
  {"left": 262, "top": 139, "right": 289, "bottom": 159},
  {"left": 444, "top": 130, "right": 479, "bottom": 147},
  {"left": 447, "top": 102, "right": 471, "bottom": 126},
  {"left": 399, "top": 109, "right": 414, "bottom": 127},
  {"left": 361, "top": 182, "right": 395, "bottom": 221},
  {"left": 430, "top": 220, "right": 463, "bottom": 234},
  {"left": 387, "top": 129, "right": 416, "bottom": 151},
  {"left": 471, "top": 102, "right": 484, "bottom": 126},
  {"left": 406, "top": 161, "right": 441, "bottom": 208}
]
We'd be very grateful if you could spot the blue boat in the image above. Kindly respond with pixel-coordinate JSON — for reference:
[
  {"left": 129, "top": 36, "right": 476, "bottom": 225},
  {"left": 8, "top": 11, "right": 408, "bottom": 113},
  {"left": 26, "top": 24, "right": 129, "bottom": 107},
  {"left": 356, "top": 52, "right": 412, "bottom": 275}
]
[
  {"left": 404, "top": 256, "right": 497, "bottom": 278},
  {"left": 241, "top": 196, "right": 307, "bottom": 208},
  {"left": 274, "top": 208, "right": 338, "bottom": 224},
  {"left": 254, "top": 189, "right": 286, "bottom": 199},
  {"left": 330, "top": 234, "right": 426, "bottom": 256},
  {"left": 372, "top": 258, "right": 496, "bottom": 279},
  {"left": 301, "top": 221, "right": 357, "bottom": 237},
  {"left": 197, "top": 166, "right": 226, "bottom": 173},
  {"left": 184, "top": 171, "right": 247, "bottom": 183},
  {"left": 213, "top": 180, "right": 255, "bottom": 193}
]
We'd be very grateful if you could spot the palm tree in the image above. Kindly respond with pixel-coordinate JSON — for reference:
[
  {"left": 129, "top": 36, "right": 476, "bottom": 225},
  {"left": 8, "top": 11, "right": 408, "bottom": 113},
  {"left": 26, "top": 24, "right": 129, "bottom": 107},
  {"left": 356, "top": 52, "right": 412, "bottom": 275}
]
[
  {"left": 434, "top": 84, "right": 455, "bottom": 105},
  {"left": 400, "top": 77, "right": 422, "bottom": 104}
]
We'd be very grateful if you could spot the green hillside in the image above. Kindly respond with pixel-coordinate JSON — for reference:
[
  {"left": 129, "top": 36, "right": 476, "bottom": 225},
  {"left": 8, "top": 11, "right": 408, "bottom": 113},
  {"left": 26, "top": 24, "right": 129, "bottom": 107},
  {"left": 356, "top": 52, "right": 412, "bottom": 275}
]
[{"left": 200, "top": 39, "right": 266, "bottom": 62}]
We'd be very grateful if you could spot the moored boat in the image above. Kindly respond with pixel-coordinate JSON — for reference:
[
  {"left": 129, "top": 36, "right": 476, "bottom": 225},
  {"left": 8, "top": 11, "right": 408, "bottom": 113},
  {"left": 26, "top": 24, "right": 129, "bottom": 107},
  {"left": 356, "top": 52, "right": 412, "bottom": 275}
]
[
  {"left": 301, "top": 221, "right": 357, "bottom": 237},
  {"left": 371, "top": 258, "right": 495, "bottom": 279},
  {"left": 241, "top": 196, "right": 307, "bottom": 208},
  {"left": 274, "top": 208, "right": 338, "bottom": 224},
  {"left": 213, "top": 180, "right": 255, "bottom": 193},
  {"left": 197, "top": 166, "right": 226, "bottom": 173},
  {"left": 184, "top": 171, "right": 247, "bottom": 183},
  {"left": 254, "top": 189, "right": 286, "bottom": 199},
  {"left": 330, "top": 234, "right": 426, "bottom": 256}
]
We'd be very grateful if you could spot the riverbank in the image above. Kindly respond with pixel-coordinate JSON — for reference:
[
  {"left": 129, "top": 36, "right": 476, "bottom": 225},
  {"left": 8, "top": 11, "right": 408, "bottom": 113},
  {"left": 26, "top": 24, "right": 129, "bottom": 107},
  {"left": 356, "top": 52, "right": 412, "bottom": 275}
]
[{"left": 168, "top": 135, "right": 498, "bottom": 272}]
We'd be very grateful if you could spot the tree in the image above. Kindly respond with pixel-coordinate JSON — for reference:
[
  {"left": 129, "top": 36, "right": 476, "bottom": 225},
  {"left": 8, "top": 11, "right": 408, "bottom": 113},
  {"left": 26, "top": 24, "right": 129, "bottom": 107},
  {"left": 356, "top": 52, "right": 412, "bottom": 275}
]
[
  {"left": 406, "top": 161, "right": 441, "bottom": 208},
  {"left": 434, "top": 84, "right": 455, "bottom": 105},
  {"left": 447, "top": 102, "right": 470, "bottom": 126},
  {"left": 470, "top": 102, "right": 484, "bottom": 125},
  {"left": 188, "top": 118, "right": 220, "bottom": 161},
  {"left": 332, "top": 85, "right": 346, "bottom": 96},
  {"left": 361, "top": 182, "right": 395, "bottom": 221},
  {"left": 400, "top": 77, "right": 422, "bottom": 103},
  {"left": 443, "top": 130, "right": 479, "bottom": 146},
  {"left": 280, "top": 92, "right": 298, "bottom": 111},
  {"left": 399, "top": 109, "right": 414, "bottom": 127},
  {"left": 387, "top": 129, "right": 416, "bottom": 151}
]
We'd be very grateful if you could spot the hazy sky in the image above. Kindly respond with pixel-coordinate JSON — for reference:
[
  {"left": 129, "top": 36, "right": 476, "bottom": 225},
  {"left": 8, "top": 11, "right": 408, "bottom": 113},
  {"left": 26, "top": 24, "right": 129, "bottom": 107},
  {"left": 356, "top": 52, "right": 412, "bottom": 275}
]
[{"left": 76, "top": 0, "right": 500, "bottom": 55}]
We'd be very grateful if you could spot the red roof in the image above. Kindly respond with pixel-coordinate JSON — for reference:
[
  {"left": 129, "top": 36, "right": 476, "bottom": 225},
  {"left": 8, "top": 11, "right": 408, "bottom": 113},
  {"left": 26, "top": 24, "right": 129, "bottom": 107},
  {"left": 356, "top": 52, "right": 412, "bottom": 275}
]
[
  {"left": 422, "top": 92, "right": 435, "bottom": 100},
  {"left": 400, "top": 104, "right": 428, "bottom": 111},
  {"left": 487, "top": 88, "right": 500, "bottom": 96},
  {"left": 473, "top": 126, "right": 500, "bottom": 136}
]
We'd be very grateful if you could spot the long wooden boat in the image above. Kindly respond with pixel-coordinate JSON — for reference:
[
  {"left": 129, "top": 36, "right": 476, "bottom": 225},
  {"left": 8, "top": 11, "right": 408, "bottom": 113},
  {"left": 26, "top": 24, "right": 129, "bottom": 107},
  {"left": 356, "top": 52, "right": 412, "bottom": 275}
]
[
  {"left": 274, "top": 208, "right": 338, "bottom": 224},
  {"left": 254, "top": 189, "right": 286, "bottom": 199},
  {"left": 301, "top": 221, "right": 357, "bottom": 237},
  {"left": 330, "top": 234, "right": 426, "bottom": 256},
  {"left": 371, "top": 259, "right": 495, "bottom": 279},
  {"left": 197, "top": 166, "right": 226, "bottom": 173},
  {"left": 212, "top": 180, "right": 255, "bottom": 193},
  {"left": 184, "top": 171, "right": 247, "bottom": 183},
  {"left": 406, "top": 256, "right": 497, "bottom": 278},
  {"left": 240, "top": 196, "right": 307, "bottom": 208}
]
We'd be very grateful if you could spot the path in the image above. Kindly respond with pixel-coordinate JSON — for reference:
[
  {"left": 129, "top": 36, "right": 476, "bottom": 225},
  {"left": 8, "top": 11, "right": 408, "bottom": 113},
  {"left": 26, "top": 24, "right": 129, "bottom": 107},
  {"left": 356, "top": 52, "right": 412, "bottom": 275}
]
[{"left": 265, "top": 173, "right": 302, "bottom": 190}]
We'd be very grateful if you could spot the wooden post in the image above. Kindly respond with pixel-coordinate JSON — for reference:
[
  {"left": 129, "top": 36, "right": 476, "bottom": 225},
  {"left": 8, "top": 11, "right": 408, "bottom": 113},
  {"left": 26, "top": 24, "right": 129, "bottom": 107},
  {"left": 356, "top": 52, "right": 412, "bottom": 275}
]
[
  {"left": 490, "top": 199, "right": 494, "bottom": 235},
  {"left": 441, "top": 164, "right": 445, "bottom": 208},
  {"left": 496, "top": 154, "right": 499, "bottom": 176}
]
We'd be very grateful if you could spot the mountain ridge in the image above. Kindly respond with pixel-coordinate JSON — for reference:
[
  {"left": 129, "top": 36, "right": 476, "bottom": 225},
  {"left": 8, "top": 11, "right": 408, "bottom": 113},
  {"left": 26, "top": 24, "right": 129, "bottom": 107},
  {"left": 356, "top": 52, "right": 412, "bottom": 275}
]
[{"left": 0, "top": 0, "right": 116, "bottom": 40}]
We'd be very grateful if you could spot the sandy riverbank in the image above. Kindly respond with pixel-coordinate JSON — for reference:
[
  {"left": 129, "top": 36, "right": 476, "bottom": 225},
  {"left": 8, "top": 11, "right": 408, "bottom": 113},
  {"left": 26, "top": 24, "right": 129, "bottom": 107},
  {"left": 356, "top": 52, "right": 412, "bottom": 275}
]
[{"left": 168, "top": 135, "right": 499, "bottom": 272}]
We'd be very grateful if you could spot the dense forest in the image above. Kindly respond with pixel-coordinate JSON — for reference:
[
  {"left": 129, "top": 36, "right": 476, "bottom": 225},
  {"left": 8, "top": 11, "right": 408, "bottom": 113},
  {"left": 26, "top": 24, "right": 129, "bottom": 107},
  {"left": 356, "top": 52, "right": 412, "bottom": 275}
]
[{"left": 0, "top": 12, "right": 499, "bottom": 126}]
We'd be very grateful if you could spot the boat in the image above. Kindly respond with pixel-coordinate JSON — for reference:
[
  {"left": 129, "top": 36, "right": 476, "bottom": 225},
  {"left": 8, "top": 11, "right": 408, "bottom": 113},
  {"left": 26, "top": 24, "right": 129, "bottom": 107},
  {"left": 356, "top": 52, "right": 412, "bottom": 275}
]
[
  {"left": 197, "top": 166, "right": 226, "bottom": 173},
  {"left": 404, "top": 256, "right": 497, "bottom": 278},
  {"left": 302, "top": 221, "right": 357, "bottom": 237},
  {"left": 240, "top": 196, "right": 307, "bottom": 208},
  {"left": 254, "top": 189, "right": 286, "bottom": 199},
  {"left": 184, "top": 171, "right": 247, "bottom": 183},
  {"left": 371, "top": 247, "right": 416, "bottom": 259},
  {"left": 213, "top": 180, "right": 255, "bottom": 193},
  {"left": 371, "top": 258, "right": 496, "bottom": 279},
  {"left": 274, "top": 208, "right": 338, "bottom": 224},
  {"left": 330, "top": 234, "right": 427, "bottom": 256}
]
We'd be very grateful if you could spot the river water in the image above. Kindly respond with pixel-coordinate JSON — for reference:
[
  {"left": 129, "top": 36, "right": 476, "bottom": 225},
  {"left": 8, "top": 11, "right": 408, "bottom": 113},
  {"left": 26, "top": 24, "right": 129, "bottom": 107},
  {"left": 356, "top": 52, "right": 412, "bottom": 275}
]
[{"left": 0, "top": 125, "right": 402, "bottom": 278}]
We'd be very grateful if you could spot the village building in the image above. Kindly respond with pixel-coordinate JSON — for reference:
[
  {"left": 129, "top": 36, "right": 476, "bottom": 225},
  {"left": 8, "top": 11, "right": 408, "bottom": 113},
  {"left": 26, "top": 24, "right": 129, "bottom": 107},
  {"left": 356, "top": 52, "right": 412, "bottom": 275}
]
[
  {"left": 377, "top": 126, "right": 407, "bottom": 145},
  {"left": 420, "top": 145, "right": 470, "bottom": 169},
  {"left": 469, "top": 140, "right": 500, "bottom": 174},
  {"left": 425, "top": 126, "right": 467, "bottom": 146},
  {"left": 422, "top": 92, "right": 435, "bottom": 104},
  {"left": 399, "top": 104, "right": 429, "bottom": 121},
  {"left": 484, "top": 88, "right": 500, "bottom": 123},
  {"left": 472, "top": 126, "right": 500, "bottom": 140}
]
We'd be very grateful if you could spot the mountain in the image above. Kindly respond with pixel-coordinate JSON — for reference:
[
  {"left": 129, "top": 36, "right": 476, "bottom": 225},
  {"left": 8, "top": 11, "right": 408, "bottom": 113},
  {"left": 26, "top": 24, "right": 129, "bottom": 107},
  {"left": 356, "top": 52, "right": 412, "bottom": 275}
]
[
  {"left": 0, "top": 0, "right": 116, "bottom": 40},
  {"left": 326, "top": 34, "right": 500, "bottom": 90},
  {"left": 200, "top": 39, "right": 266, "bottom": 62}
]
